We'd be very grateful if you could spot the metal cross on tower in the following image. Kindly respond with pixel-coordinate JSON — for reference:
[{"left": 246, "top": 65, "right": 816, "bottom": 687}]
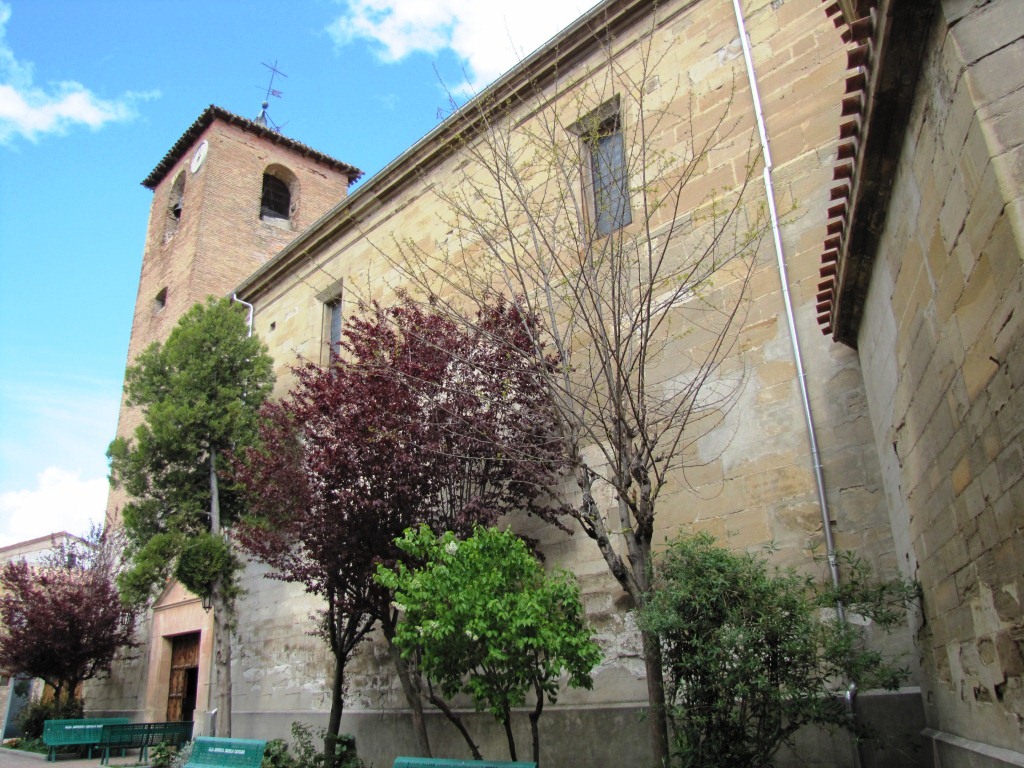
[{"left": 255, "top": 60, "right": 288, "bottom": 132}]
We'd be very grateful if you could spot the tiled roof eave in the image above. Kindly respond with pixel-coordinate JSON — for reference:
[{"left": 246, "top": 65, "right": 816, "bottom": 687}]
[
  {"left": 141, "top": 105, "right": 363, "bottom": 189},
  {"left": 816, "top": 0, "right": 938, "bottom": 346}
]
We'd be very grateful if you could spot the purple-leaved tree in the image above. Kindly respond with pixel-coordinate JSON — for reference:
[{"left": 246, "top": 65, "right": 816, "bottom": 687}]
[
  {"left": 234, "top": 297, "right": 567, "bottom": 765},
  {"left": 0, "top": 528, "right": 136, "bottom": 709}
]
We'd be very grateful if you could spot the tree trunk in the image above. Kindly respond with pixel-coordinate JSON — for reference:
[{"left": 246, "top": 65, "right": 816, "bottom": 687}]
[
  {"left": 425, "top": 686, "right": 482, "bottom": 760},
  {"left": 209, "top": 450, "right": 232, "bottom": 737},
  {"left": 529, "top": 680, "right": 544, "bottom": 767},
  {"left": 576, "top": 462, "right": 668, "bottom": 767},
  {"left": 387, "top": 640, "right": 432, "bottom": 757},
  {"left": 210, "top": 449, "right": 221, "bottom": 533},
  {"left": 502, "top": 707, "right": 517, "bottom": 762},
  {"left": 324, "top": 654, "right": 346, "bottom": 768},
  {"left": 641, "top": 629, "right": 669, "bottom": 767},
  {"left": 211, "top": 577, "right": 233, "bottom": 737}
]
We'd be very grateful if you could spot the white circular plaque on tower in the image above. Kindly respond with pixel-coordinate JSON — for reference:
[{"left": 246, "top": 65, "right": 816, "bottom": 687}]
[{"left": 190, "top": 140, "right": 208, "bottom": 173}]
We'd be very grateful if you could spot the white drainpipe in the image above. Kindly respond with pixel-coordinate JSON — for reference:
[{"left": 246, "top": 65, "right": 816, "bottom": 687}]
[
  {"left": 231, "top": 293, "right": 254, "bottom": 337},
  {"left": 730, "top": 2, "right": 862, "bottom": 765}
]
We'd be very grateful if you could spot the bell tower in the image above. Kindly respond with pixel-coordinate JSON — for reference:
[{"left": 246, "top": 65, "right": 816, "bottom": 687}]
[
  {"left": 108, "top": 105, "right": 362, "bottom": 521},
  {"left": 91, "top": 106, "right": 361, "bottom": 725}
]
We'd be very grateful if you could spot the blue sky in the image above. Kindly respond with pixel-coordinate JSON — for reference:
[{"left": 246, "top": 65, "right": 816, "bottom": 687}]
[{"left": 0, "top": 0, "right": 596, "bottom": 546}]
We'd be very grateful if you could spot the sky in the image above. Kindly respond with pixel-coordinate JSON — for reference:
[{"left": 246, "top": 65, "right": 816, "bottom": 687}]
[{"left": 0, "top": 0, "right": 599, "bottom": 548}]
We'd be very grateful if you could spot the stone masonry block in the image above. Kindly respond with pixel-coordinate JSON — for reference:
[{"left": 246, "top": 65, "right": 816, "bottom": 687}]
[
  {"left": 940, "top": 170, "right": 971, "bottom": 256},
  {"left": 964, "top": 39, "right": 1024, "bottom": 110},
  {"left": 954, "top": 253, "right": 997, "bottom": 350},
  {"left": 949, "top": 0, "right": 1024, "bottom": 68},
  {"left": 979, "top": 86, "right": 1024, "bottom": 155},
  {"left": 966, "top": 164, "right": 1008, "bottom": 256},
  {"left": 933, "top": 574, "right": 961, "bottom": 616},
  {"left": 995, "top": 442, "right": 1023, "bottom": 497},
  {"left": 960, "top": 117, "right": 993, "bottom": 201}
]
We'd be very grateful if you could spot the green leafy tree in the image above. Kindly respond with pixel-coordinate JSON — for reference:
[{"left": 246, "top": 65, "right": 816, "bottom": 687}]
[
  {"left": 377, "top": 526, "right": 602, "bottom": 766},
  {"left": 107, "top": 297, "right": 275, "bottom": 736},
  {"left": 638, "top": 533, "right": 918, "bottom": 768}
]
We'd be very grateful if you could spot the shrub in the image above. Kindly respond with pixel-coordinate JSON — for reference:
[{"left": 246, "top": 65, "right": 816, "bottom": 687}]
[
  {"left": 261, "top": 739, "right": 295, "bottom": 768},
  {"left": 150, "top": 741, "right": 178, "bottom": 768},
  {"left": 2, "top": 737, "right": 47, "bottom": 754},
  {"left": 638, "top": 533, "right": 917, "bottom": 768},
  {"left": 268, "top": 723, "right": 361, "bottom": 768},
  {"left": 15, "top": 696, "right": 83, "bottom": 740},
  {"left": 169, "top": 740, "right": 193, "bottom": 768},
  {"left": 378, "top": 526, "right": 602, "bottom": 764}
]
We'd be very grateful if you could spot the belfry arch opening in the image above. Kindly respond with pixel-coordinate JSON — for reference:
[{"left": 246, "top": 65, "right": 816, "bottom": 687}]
[{"left": 260, "top": 165, "right": 298, "bottom": 227}]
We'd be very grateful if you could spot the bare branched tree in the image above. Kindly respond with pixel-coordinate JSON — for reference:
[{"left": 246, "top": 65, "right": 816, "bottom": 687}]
[{"left": 368, "top": 12, "right": 769, "bottom": 766}]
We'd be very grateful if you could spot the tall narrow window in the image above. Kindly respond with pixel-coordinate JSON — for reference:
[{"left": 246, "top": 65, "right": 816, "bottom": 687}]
[
  {"left": 328, "top": 298, "right": 343, "bottom": 353},
  {"left": 260, "top": 174, "right": 291, "bottom": 221},
  {"left": 321, "top": 292, "right": 344, "bottom": 364},
  {"left": 568, "top": 96, "right": 632, "bottom": 236},
  {"left": 589, "top": 118, "right": 631, "bottom": 235},
  {"left": 318, "top": 280, "right": 345, "bottom": 364}
]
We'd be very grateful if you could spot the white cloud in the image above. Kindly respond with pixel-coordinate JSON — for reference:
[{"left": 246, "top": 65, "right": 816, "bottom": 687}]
[
  {"left": 0, "top": 2, "right": 157, "bottom": 144},
  {"left": 0, "top": 467, "right": 107, "bottom": 548},
  {"left": 0, "top": 374, "right": 120, "bottom": 490},
  {"left": 327, "top": 0, "right": 599, "bottom": 92}
]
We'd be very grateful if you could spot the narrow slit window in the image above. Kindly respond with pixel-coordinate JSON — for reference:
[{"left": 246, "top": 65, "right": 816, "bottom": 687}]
[
  {"left": 164, "top": 173, "right": 186, "bottom": 241},
  {"left": 154, "top": 287, "right": 168, "bottom": 313}
]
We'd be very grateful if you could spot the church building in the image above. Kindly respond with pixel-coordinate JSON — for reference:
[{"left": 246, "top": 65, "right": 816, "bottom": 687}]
[{"left": 94, "top": 1, "right": 1024, "bottom": 767}]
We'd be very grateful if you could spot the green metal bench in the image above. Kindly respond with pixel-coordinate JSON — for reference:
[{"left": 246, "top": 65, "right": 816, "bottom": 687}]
[
  {"left": 393, "top": 759, "right": 536, "bottom": 768},
  {"left": 96, "top": 721, "right": 194, "bottom": 765},
  {"left": 185, "top": 737, "right": 267, "bottom": 768},
  {"left": 42, "top": 718, "right": 130, "bottom": 762}
]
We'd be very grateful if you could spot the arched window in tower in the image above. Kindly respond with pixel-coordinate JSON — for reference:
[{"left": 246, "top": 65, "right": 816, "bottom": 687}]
[
  {"left": 260, "top": 165, "right": 299, "bottom": 229},
  {"left": 260, "top": 173, "right": 291, "bottom": 222},
  {"left": 164, "top": 172, "right": 186, "bottom": 242}
]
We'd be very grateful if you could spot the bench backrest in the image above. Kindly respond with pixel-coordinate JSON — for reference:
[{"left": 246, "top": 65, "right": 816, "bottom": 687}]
[
  {"left": 43, "top": 718, "right": 130, "bottom": 746},
  {"left": 393, "top": 759, "right": 537, "bottom": 768},
  {"left": 99, "top": 721, "right": 194, "bottom": 747},
  {"left": 187, "top": 737, "right": 267, "bottom": 768}
]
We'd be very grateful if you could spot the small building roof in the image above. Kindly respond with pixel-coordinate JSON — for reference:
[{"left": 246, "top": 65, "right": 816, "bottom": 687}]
[{"left": 142, "top": 105, "right": 363, "bottom": 189}]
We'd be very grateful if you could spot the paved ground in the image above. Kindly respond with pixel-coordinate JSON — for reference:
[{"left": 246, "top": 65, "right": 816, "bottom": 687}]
[{"left": 0, "top": 749, "right": 142, "bottom": 768}]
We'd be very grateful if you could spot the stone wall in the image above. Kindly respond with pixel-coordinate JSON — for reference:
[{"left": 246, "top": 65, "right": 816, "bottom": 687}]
[
  {"left": 228, "top": 0, "right": 925, "bottom": 765},
  {"left": 856, "top": 0, "right": 1024, "bottom": 764}
]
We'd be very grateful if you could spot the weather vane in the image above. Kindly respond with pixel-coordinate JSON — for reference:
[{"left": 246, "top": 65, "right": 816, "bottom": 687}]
[{"left": 255, "top": 61, "right": 288, "bottom": 133}]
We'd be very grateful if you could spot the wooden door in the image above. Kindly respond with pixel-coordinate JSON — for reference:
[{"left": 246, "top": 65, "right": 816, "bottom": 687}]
[{"left": 166, "top": 633, "right": 200, "bottom": 722}]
